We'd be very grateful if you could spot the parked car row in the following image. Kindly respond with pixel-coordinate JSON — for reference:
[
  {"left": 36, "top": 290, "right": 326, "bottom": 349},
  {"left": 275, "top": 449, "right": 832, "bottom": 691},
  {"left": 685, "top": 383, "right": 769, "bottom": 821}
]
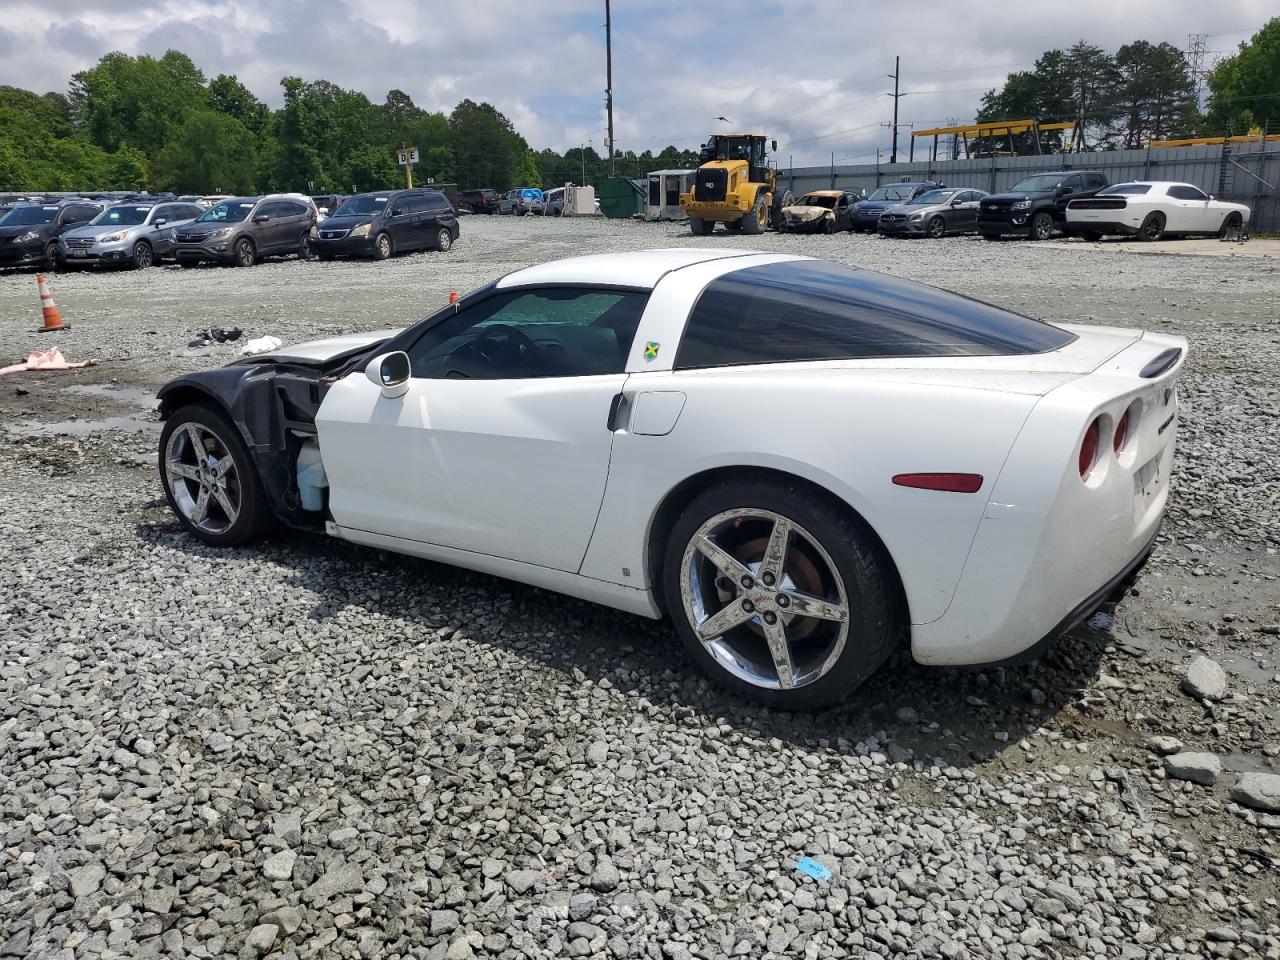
[
  {"left": 771, "top": 173, "right": 1250, "bottom": 242},
  {"left": 0, "top": 188, "right": 461, "bottom": 271}
]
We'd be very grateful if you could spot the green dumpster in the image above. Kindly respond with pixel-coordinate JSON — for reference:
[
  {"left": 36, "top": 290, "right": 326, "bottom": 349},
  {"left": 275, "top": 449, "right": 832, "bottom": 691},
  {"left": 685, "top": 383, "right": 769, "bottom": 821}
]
[{"left": 598, "top": 178, "right": 647, "bottom": 219}]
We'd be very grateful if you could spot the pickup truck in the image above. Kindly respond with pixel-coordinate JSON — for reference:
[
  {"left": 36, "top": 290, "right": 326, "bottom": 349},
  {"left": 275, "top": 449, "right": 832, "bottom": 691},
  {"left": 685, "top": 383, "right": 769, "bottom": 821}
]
[{"left": 977, "top": 171, "right": 1108, "bottom": 240}]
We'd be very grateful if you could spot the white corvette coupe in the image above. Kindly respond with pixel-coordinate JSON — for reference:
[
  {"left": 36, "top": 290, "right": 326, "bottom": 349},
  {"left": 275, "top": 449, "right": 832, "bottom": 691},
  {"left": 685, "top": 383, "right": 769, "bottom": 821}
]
[
  {"left": 1066, "top": 180, "right": 1250, "bottom": 241},
  {"left": 157, "top": 250, "right": 1186, "bottom": 708}
]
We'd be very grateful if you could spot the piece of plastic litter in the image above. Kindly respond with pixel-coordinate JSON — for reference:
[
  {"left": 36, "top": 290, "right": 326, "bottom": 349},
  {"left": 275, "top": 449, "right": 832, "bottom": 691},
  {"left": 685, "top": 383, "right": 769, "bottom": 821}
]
[
  {"left": 0, "top": 348, "right": 99, "bottom": 376},
  {"left": 239, "top": 335, "right": 283, "bottom": 356},
  {"left": 794, "top": 857, "right": 831, "bottom": 881}
]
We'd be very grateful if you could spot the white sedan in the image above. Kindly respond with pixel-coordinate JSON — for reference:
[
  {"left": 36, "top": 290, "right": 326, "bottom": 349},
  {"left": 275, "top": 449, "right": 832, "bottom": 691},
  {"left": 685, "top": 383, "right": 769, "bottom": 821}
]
[
  {"left": 156, "top": 250, "right": 1186, "bottom": 708},
  {"left": 1066, "top": 181, "right": 1250, "bottom": 241}
]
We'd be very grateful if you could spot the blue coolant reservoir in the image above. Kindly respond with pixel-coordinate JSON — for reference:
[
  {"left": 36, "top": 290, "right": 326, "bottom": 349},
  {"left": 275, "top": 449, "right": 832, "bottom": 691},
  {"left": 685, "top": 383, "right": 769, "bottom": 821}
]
[{"left": 296, "top": 440, "right": 328, "bottom": 512}]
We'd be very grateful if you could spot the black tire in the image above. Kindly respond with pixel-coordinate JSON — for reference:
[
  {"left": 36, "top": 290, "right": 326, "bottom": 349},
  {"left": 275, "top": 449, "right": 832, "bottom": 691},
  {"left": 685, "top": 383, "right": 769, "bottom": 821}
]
[
  {"left": 45, "top": 242, "right": 63, "bottom": 270},
  {"left": 662, "top": 476, "right": 900, "bottom": 710},
  {"left": 1029, "top": 211, "right": 1054, "bottom": 241},
  {"left": 158, "top": 403, "right": 272, "bottom": 547},
  {"left": 740, "top": 192, "right": 767, "bottom": 235},
  {"left": 1217, "top": 212, "right": 1242, "bottom": 240},
  {"left": 1138, "top": 212, "right": 1165, "bottom": 242},
  {"left": 770, "top": 190, "right": 792, "bottom": 228},
  {"left": 233, "top": 237, "right": 256, "bottom": 267},
  {"left": 926, "top": 216, "right": 946, "bottom": 239},
  {"left": 433, "top": 227, "right": 453, "bottom": 252},
  {"left": 298, "top": 233, "right": 314, "bottom": 259},
  {"left": 373, "top": 232, "right": 393, "bottom": 260},
  {"left": 688, "top": 217, "right": 712, "bottom": 236},
  {"left": 131, "top": 240, "right": 154, "bottom": 269}
]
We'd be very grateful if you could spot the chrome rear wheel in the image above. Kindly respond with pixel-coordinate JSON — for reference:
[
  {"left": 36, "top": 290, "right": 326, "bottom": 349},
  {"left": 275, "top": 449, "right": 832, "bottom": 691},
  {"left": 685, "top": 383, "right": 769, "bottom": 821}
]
[{"left": 164, "top": 422, "right": 242, "bottom": 536}]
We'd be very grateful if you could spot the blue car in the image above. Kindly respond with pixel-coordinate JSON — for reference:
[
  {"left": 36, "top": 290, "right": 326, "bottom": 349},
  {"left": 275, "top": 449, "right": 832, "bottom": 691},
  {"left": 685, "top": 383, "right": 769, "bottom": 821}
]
[
  {"left": 500, "top": 188, "right": 544, "bottom": 215},
  {"left": 851, "top": 181, "right": 942, "bottom": 233}
]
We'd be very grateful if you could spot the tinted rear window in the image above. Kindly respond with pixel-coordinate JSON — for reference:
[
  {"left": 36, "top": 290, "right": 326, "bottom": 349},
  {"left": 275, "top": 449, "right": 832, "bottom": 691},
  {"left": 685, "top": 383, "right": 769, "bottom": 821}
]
[{"left": 675, "top": 260, "right": 1075, "bottom": 369}]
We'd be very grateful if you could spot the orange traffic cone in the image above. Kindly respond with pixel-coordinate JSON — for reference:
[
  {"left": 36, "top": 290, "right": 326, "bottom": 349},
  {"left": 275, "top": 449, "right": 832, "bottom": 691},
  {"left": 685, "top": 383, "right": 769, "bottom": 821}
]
[
  {"left": 36, "top": 273, "right": 67, "bottom": 332},
  {"left": 449, "top": 290, "right": 459, "bottom": 303}
]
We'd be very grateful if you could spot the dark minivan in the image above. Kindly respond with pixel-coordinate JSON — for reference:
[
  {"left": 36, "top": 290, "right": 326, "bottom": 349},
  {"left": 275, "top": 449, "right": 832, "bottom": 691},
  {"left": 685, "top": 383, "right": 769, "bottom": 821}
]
[{"left": 314, "top": 189, "right": 459, "bottom": 260}]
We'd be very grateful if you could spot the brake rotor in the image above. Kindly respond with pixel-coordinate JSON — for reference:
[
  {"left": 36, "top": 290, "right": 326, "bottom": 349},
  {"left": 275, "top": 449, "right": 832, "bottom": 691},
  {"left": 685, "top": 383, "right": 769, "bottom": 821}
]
[{"left": 713, "top": 534, "right": 826, "bottom": 640}]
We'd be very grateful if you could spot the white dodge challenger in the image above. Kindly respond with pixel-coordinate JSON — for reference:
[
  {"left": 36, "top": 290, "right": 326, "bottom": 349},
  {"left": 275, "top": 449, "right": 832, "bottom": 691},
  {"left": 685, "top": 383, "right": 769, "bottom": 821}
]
[
  {"left": 1066, "top": 180, "right": 1250, "bottom": 241},
  {"left": 157, "top": 249, "right": 1186, "bottom": 708}
]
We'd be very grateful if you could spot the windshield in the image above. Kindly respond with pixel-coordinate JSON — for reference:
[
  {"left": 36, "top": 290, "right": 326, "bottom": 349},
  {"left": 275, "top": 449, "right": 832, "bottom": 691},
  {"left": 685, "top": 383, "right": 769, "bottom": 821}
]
[
  {"left": 798, "top": 194, "right": 838, "bottom": 209},
  {"left": 911, "top": 190, "right": 956, "bottom": 205},
  {"left": 866, "top": 185, "right": 915, "bottom": 202},
  {"left": 1100, "top": 183, "right": 1151, "bottom": 195},
  {"left": 91, "top": 205, "right": 152, "bottom": 226},
  {"left": 197, "top": 200, "right": 254, "bottom": 223},
  {"left": 0, "top": 205, "right": 58, "bottom": 226},
  {"left": 1011, "top": 174, "right": 1065, "bottom": 193},
  {"left": 334, "top": 195, "right": 388, "bottom": 217}
]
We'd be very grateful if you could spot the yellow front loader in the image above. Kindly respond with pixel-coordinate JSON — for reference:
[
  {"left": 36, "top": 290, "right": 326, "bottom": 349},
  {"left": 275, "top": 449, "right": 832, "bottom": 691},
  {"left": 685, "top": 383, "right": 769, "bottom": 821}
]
[{"left": 680, "top": 133, "right": 790, "bottom": 235}]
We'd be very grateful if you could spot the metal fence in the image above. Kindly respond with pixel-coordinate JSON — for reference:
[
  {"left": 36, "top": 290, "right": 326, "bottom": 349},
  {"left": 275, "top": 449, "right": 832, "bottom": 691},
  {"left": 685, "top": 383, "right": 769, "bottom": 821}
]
[{"left": 784, "top": 140, "right": 1280, "bottom": 234}]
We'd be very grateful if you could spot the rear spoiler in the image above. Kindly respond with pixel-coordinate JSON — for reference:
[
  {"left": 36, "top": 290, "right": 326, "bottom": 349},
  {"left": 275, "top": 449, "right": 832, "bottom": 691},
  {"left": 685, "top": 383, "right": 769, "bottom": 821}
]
[{"left": 1139, "top": 347, "right": 1183, "bottom": 379}]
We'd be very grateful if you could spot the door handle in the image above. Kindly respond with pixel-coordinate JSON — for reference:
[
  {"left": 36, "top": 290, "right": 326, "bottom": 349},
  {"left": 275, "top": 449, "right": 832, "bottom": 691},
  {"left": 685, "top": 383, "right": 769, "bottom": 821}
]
[{"left": 606, "top": 393, "right": 626, "bottom": 431}]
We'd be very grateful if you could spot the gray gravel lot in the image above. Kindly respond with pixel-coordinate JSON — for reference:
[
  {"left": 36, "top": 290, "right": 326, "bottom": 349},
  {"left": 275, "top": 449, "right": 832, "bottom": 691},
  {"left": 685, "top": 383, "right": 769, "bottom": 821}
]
[{"left": 1, "top": 216, "right": 1278, "bottom": 960}]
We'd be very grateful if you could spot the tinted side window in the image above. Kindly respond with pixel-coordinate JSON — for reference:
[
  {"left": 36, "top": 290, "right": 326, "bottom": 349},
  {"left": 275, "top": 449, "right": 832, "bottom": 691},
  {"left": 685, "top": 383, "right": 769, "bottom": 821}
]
[
  {"left": 255, "top": 202, "right": 279, "bottom": 219},
  {"left": 427, "top": 194, "right": 450, "bottom": 211},
  {"left": 407, "top": 288, "right": 649, "bottom": 380},
  {"left": 1168, "top": 185, "right": 1208, "bottom": 201},
  {"left": 405, "top": 196, "right": 428, "bottom": 214},
  {"left": 675, "top": 261, "right": 1075, "bottom": 370},
  {"left": 1086, "top": 174, "right": 1107, "bottom": 190}
]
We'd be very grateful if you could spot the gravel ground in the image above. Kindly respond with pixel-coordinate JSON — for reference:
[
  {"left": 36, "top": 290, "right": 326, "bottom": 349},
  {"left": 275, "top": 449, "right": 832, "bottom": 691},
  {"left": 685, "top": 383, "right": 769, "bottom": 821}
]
[{"left": 1, "top": 216, "right": 1278, "bottom": 960}]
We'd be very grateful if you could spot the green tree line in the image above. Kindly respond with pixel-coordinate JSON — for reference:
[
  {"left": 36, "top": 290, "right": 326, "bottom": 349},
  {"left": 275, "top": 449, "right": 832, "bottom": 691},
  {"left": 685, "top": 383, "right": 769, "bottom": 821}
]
[
  {"left": 975, "top": 18, "right": 1280, "bottom": 152},
  {"left": 0, "top": 48, "right": 701, "bottom": 194}
]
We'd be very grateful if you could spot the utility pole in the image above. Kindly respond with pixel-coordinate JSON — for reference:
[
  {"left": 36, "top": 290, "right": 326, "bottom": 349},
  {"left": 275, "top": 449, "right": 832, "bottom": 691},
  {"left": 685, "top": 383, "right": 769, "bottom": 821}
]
[
  {"left": 605, "top": 0, "right": 615, "bottom": 177},
  {"left": 886, "top": 56, "right": 903, "bottom": 163}
]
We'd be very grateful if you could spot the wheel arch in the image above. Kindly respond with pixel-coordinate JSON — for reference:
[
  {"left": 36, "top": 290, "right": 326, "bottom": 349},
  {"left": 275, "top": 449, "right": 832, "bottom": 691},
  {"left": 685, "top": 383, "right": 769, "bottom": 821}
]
[{"left": 643, "top": 464, "right": 910, "bottom": 624}]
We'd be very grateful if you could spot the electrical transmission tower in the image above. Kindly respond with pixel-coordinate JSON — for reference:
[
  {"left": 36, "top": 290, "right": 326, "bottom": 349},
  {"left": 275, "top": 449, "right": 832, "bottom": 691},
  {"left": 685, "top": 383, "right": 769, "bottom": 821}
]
[{"left": 1186, "top": 33, "right": 1208, "bottom": 110}]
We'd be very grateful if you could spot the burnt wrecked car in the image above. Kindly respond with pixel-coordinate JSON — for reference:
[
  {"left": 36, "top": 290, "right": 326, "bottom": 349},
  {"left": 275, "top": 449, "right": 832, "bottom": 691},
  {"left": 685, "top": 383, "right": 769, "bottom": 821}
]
[{"left": 775, "top": 191, "right": 857, "bottom": 233}]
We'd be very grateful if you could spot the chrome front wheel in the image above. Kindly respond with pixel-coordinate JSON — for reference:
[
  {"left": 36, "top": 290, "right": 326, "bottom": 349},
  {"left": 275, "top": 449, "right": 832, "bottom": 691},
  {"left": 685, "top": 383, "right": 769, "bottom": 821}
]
[{"left": 164, "top": 422, "right": 242, "bottom": 535}]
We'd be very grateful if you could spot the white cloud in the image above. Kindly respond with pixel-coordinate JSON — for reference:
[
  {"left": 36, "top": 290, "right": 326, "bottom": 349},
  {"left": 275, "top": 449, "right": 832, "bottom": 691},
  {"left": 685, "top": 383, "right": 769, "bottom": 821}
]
[{"left": 0, "top": 0, "right": 1271, "bottom": 163}]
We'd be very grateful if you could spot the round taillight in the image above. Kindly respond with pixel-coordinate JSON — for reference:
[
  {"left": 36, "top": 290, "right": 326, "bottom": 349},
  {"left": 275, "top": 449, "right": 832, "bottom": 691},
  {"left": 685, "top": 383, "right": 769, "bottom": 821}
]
[
  {"left": 1114, "top": 409, "right": 1130, "bottom": 453},
  {"left": 1079, "top": 419, "right": 1100, "bottom": 478}
]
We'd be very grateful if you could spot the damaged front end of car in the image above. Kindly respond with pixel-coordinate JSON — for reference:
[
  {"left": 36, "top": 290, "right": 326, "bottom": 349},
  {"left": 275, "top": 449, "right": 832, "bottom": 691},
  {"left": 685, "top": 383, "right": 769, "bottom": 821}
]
[{"left": 156, "top": 331, "right": 397, "bottom": 531}]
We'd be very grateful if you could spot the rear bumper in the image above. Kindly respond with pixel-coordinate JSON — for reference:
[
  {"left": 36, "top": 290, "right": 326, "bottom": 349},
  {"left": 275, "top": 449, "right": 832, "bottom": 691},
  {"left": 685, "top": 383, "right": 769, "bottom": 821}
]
[
  {"left": 974, "top": 524, "right": 1159, "bottom": 668},
  {"left": 910, "top": 334, "right": 1185, "bottom": 666}
]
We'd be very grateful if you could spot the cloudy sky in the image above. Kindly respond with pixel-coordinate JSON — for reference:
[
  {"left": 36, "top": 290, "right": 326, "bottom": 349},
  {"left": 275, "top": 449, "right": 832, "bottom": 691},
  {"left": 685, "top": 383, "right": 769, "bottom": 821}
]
[{"left": 0, "top": 0, "right": 1270, "bottom": 166}]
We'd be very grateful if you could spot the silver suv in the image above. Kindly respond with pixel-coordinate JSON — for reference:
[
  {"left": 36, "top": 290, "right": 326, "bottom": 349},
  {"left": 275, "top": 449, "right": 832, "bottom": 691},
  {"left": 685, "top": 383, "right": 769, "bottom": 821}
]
[
  {"left": 174, "top": 195, "right": 316, "bottom": 268},
  {"left": 59, "top": 201, "right": 204, "bottom": 268}
]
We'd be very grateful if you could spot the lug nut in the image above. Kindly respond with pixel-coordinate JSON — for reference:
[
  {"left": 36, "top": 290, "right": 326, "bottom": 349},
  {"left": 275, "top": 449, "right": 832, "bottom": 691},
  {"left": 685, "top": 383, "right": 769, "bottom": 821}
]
[
  {"left": 776, "top": 594, "right": 790, "bottom": 608},
  {"left": 763, "top": 611, "right": 778, "bottom": 625},
  {"left": 741, "top": 599, "right": 755, "bottom": 613},
  {"left": 762, "top": 572, "right": 776, "bottom": 586},
  {"left": 740, "top": 575, "right": 754, "bottom": 589}
]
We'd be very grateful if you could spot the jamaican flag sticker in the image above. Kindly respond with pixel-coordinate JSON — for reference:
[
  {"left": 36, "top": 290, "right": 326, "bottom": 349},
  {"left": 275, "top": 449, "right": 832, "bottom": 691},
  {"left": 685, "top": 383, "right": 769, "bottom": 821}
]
[{"left": 643, "top": 341, "right": 660, "bottom": 361}]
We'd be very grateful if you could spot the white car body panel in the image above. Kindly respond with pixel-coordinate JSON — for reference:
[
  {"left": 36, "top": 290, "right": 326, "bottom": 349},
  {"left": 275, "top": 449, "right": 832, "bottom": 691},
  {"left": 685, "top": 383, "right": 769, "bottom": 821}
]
[
  {"left": 310, "top": 250, "right": 1187, "bottom": 669},
  {"left": 1066, "top": 181, "right": 1250, "bottom": 236},
  {"left": 262, "top": 329, "right": 401, "bottom": 361}
]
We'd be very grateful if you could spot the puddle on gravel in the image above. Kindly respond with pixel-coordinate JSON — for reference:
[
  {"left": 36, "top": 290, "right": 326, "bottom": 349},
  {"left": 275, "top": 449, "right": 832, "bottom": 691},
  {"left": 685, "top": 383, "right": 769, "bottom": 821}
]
[
  {"left": 5, "top": 416, "right": 159, "bottom": 437},
  {"left": 61, "top": 384, "right": 158, "bottom": 408}
]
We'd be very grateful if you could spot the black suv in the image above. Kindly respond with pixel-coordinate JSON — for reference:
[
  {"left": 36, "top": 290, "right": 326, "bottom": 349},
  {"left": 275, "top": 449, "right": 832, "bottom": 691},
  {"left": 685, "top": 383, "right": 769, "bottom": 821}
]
[
  {"left": 313, "top": 189, "right": 459, "bottom": 260},
  {"left": 0, "top": 199, "right": 103, "bottom": 269},
  {"left": 459, "top": 188, "right": 500, "bottom": 214},
  {"left": 978, "top": 171, "right": 1108, "bottom": 240}
]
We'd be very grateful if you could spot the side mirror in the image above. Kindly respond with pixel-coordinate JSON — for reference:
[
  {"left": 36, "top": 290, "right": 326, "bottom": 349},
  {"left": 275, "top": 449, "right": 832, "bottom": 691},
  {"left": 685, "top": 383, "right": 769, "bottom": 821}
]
[
  {"left": 1056, "top": 185, "right": 1071, "bottom": 196},
  {"left": 253, "top": 213, "right": 270, "bottom": 222},
  {"left": 153, "top": 217, "right": 167, "bottom": 226},
  {"left": 770, "top": 139, "right": 777, "bottom": 151},
  {"left": 366, "top": 351, "right": 411, "bottom": 398},
  {"left": 390, "top": 207, "right": 405, "bottom": 217},
  {"left": 1207, "top": 195, "right": 1215, "bottom": 202}
]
